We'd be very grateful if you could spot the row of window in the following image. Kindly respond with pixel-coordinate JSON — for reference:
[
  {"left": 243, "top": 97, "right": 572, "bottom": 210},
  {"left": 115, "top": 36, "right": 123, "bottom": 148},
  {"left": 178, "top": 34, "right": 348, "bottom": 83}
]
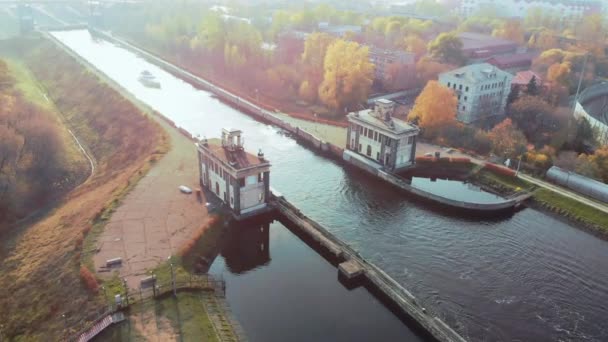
[
  {"left": 356, "top": 124, "right": 394, "bottom": 147},
  {"left": 481, "top": 82, "right": 504, "bottom": 91},
  {"left": 447, "top": 82, "right": 469, "bottom": 92}
]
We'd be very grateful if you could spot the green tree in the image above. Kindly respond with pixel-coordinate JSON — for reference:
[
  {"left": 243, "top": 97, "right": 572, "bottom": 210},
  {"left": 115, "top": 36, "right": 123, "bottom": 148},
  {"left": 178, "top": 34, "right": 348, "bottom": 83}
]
[
  {"left": 526, "top": 76, "right": 540, "bottom": 96},
  {"left": 428, "top": 32, "right": 466, "bottom": 66},
  {"left": 318, "top": 40, "right": 374, "bottom": 114}
]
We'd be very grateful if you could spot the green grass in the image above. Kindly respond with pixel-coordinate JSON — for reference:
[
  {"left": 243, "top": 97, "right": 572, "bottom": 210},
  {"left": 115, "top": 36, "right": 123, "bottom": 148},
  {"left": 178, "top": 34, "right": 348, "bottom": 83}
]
[
  {"left": 5, "top": 58, "right": 54, "bottom": 109},
  {"left": 534, "top": 189, "right": 608, "bottom": 234},
  {"left": 473, "top": 169, "right": 608, "bottom": 234},
  {"left": 93, "top": 292, "right": 218, "bottom": 342}
]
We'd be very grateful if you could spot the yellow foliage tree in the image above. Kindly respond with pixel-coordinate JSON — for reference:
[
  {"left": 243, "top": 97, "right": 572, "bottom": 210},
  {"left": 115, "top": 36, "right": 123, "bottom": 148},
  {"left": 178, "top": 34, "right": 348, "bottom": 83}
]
[
  {"left": 492, "top": 20, "right": 524, "bottom": 44},
  {"left": 528, "top": 29, "right": 558, "bottom": 50},
  {"left": 298, "top": 80, "right": 316, "bottom": 103},
  {"left": 302, "top": 32, "right": 335, "bottom": 71},
  {"left": 408, "top": 81, "right": 457, "bottom": 129},
  {"left": 403, "top": 34, "right": 426, "bottom": 56},
  {"left": 547, "top": 61, "right": 571, "bottom": 86},
  {"left": 318, "top": 40, "right": 374, "bottom": 114}
]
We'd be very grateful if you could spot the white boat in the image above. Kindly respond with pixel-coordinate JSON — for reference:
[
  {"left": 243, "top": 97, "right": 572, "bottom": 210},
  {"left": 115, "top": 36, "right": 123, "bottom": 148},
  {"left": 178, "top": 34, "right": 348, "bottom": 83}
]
[{"left": 138, "top": 70, "right": 161, "bottom": 88}]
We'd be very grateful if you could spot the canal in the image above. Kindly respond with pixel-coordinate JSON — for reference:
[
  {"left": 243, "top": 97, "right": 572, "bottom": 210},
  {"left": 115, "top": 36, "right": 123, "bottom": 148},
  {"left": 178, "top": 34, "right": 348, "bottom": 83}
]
[{"left": 52, "top": 30, "right": 608, "bottom": 342}]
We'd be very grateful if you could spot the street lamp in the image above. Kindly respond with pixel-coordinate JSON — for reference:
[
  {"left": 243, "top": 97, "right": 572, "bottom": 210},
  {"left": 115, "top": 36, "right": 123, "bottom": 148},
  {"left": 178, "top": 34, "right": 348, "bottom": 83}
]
[{"left": 168, "top": 256, "right": 176, "bottom": 297}]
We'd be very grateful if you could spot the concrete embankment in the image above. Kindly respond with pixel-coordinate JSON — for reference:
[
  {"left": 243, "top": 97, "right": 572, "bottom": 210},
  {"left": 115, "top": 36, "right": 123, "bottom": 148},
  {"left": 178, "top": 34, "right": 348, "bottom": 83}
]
[{"left": 272, "top": 194, "right": 467, "bottom": 342}]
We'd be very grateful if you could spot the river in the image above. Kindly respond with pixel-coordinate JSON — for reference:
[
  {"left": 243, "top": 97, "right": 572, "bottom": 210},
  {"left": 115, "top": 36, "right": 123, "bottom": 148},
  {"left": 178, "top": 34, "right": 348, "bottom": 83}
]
[{"left": 51, "top": 30, "right": 608, "bottom": 342}]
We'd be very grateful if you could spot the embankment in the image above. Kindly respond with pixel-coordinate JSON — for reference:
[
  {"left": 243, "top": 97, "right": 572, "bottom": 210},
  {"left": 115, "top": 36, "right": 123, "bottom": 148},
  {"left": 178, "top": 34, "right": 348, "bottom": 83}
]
[{"left": 0, "top": 36, "right": 166, "bottom": 340}]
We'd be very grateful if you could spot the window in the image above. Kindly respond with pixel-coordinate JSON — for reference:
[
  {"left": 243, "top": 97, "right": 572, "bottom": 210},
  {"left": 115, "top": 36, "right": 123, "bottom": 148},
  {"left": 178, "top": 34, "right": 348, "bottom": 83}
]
[
  {"left": 377, "top": 152, "right": 380, "bottom": 160},
  {"left": 463, "top": 105, "right": 466, "bottom": 110},
  {"left": 447, "top": 82, "right": 451, "bottom": 87},
  {"left": 366, "top": 145, "right": 372, "bottom": 156},
  {"left": 466, "top": 86, "right": 469, "bottom": 92},
  {"left": 368, "top": 129, "right": 373, "bottom": 139},
  {"left": 359, "top": 126, "right": 363, "bottom": 134},
  {"left": 359, "top": 144, "right": 362, "bottom": 152},
  {"left": 364, "top": 127, "right": 368, "bottom": 136},
  {"left": 231, "top": 197, "right": 234, "bottom": 204},
  {"left": 458, "top": 95, "right": 461, "bottom": 100},
  {"left": 459, "top": 84, "right": 462, "bottom": 90},
  {"left": 386, "top": 138, "right": 391, "bottom": 147},
  {"left": 464, "top": 96, "right": 468, "bottom": 101},
  {"left": 374, "top": 131, "right": 378, "bottom": 141}
]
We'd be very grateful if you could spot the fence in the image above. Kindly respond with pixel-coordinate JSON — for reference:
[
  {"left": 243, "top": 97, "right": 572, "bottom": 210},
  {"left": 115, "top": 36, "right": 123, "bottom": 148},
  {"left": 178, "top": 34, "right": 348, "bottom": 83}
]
[{"left": 67, "top": 274, "right": 225, "bottom": 342}]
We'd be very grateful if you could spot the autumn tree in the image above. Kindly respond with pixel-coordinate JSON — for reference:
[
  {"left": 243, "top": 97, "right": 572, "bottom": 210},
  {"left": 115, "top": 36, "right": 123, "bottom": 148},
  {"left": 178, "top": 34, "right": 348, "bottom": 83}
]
[
  {"left": 403, "top": 34, "right": 426, "bottom": 56},
  {"left": 489, "top": 118, "right": 527, "bottom": 158},
  {"left": 589, "top": 146, "right": 608, "bottom": 182},
  {"left": 318, "top": 40, "right": 374, "bottom": 115},
  {"left": 509, "top": 95, "right": 556, "bottom": 143},
  {"left": 415, "top": 57, "right": 452, "bottom": 87},
  {"left": 301, "top": 32, "right": 335, "bottom": 86},
  {"left": 575, "top": 153, "right": 601, "bottom": 179},
  {"left": 528, "top": 29, "right": 558, "bottom": 50},
  {"left": 492, "top": 19, "right": 524, "bottom": 44},
  {"left": 408, "top": 81, "right": 457, "bottom": 133},
  {"left": 428, "top": 32, "right": 466, "bottom": 66},
  {"left": 547, "top": 61, "right": 571, "bottom": 87},
  {"left": 298, "top": 80, "right": 316, "bottom": 103}
]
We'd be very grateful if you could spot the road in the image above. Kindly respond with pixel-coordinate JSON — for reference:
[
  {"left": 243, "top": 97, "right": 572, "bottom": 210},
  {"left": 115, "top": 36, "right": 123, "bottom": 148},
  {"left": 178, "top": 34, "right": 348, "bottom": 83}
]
[{"left": 518, "top": 173, "right": 608, "bottom": 214}]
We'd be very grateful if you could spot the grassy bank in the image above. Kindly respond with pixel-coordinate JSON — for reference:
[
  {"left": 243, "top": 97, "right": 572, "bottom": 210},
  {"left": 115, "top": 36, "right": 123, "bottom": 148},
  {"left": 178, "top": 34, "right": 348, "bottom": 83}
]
[
  {"left": 94, "top": 292, "right": 218, "bottom": 342},
  {"left": 472, "top": 169, "right": 608, "bottom": 236},
  {"left": 0, "top": 36, "right": 166, "bottom": 340}
]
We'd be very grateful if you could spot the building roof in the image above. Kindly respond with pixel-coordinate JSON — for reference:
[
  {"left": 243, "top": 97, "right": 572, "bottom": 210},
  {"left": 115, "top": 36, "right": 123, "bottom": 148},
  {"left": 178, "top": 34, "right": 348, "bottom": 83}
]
[
  {"left": 486, "top": 53, "right": 535, "bottom": 68},
  {"left": 349, "top": 110, "right": 419, "bottom": 136},
  {"left": 439, "top": 63, "right": 512, "bottom": 84},
  {"left": 458, "top": 32, "right": 518, "bottom": 53},
  {"left": 512, "top": 70, "right": 543, "bottom": 86},
  {"left": 203, "top": 138, "right": 269, "bottom": 170}
]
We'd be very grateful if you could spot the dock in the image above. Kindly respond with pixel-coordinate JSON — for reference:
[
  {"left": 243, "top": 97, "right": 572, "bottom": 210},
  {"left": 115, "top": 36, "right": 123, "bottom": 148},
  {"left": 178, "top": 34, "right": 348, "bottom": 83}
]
[{"left": 272, "top": 194, "right": 467, "bottom": 342}]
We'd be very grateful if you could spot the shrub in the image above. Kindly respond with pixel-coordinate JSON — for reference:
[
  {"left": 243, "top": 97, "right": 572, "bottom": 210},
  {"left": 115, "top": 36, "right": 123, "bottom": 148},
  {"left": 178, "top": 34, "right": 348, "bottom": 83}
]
[{"left": 79, "top": 266, "right": 99, "bottom": 294}]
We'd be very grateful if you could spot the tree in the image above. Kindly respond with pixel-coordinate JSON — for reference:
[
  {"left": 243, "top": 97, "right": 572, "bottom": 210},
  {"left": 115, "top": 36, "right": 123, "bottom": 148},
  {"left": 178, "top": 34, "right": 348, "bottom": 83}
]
[
  {"left": 547, "top": 62, "right": 571, "bottom": 87},
  {"left": 526, "top": 76, "right": 540, "bottom": 96},
  {"left": 408, "top": 81, "right": 457, "bottom": 131},
  {"left": 489, "top": 118, "right": 527, "bottom": 158},
  {"left": 570, "top": 117, "right": 596, "bottom": 152},
  {"left": 492, "top": 20, "right": 524, "bottom": 44},
  {"left": 403, "top": 34, "right": 426, "bottom": 56},
  {"left": 428, "top": 32, "right": 466, "bottom": 66},
  {"left": 575, "top": 153, "right": 600, "bottom": 179},
  {"left": 298, "top": 80, "right": 316, "bottom": 103},
  {"left": 302, "top": 33, "right": 335, "bottom": 72},
  {"left": 589, "top": 146, "right": 608, "bottom": 182},
  {"left": 528, "top": 29, "right": 558, "bottom": 50},
  {"left": 318, "top": 40, "right": 374, "bottom": 114},
  {"left": 509, "top": 95, "right": 556, "bottom": 142},
  {"left": 415, "top": 57, "right": 452, "bottom": 87}
]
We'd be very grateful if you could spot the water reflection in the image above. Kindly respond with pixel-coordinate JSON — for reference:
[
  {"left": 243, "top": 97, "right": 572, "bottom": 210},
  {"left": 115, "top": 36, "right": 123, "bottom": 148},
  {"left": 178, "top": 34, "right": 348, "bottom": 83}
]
[
  {"left": 205, "top": 216, "right": 424, "bottom": 342},
  {"left": 221, "top": 221, "right": 270, "bottom": 274}
]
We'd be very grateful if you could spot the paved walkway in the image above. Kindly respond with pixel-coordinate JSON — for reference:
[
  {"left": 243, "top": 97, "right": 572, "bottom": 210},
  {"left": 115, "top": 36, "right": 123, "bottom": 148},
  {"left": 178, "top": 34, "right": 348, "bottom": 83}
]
[
  {"left": 518, "top": 173, "right": 608, "bottom": 214},
  {"left": 94, "top": 117, "right": 209, "bottom": 290}
]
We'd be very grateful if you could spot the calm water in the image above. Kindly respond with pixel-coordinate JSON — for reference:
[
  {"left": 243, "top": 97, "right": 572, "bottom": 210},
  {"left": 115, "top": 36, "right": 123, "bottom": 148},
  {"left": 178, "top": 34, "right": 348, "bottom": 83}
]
[
  {"left": 52, "top": 30, "right": 608, "bottom": 342},
  {"left": 410, "top": 177, "right": 505, "bottom": 204},
  {"left": 206, "top": 218, "right": 423, "bottom": 342}
]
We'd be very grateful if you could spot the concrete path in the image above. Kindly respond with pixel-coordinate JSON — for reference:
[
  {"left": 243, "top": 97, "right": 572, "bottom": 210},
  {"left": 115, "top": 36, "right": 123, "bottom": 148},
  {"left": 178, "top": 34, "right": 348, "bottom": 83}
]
[
  {"left": 518, "top": 173, "right": 608, "bottom": 214},
  {"left": 93, "top": 117, "right": 209, "bottom": 290}
]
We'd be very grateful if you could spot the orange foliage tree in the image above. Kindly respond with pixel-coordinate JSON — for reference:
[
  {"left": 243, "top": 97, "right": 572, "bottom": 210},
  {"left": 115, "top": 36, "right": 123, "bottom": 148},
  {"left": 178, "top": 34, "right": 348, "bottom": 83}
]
[
  {"left": 488, "top": 118, "right": 527, "bottom": 158},
  {"left": 79, "top": 266, "right": 99, "bottom": 294},
  {"left": 408, "top": 80, "right": 457, "bottom": 131},
  {"left": 415, "top": 57, "right": 452, "bottom": 87}
]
